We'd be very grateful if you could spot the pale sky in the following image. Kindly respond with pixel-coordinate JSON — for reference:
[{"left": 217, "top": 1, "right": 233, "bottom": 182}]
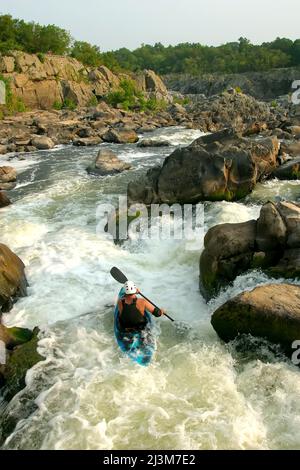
[{"left": 1, "top": 0, "right": 299, "bottom": 51}]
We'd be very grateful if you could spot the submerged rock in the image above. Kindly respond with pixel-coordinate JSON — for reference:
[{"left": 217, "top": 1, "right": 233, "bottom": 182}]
[
  {"left": 0, "top": 243, "right": 27, "bottom": 312},
  {"left": 211, "top": 284, "right": 300, "bottom": 356},
  {"left": 87, "top": 149, "right": 131, "bottom": 176}
]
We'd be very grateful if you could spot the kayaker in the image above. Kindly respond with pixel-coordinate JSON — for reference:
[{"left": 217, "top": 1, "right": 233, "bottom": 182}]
[{"left": 118, "top": 281, "right": 165, "bottom": 331}]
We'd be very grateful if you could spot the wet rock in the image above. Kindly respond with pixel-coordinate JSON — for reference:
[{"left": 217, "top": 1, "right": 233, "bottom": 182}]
[
  {"left": 272, "top": 156, "right": 300, "bottom": 180},
  {"left": 0, "top": 166, "right": 17, "bottom": 190},
  {"left": 73, "top": 136, "right": 102, "bottom": 146},
  {"left": 200, "top": 201, "right": 300, "bottom": 300},
  {"left": 31, "top": 136, "right": 55, "bottom": 150},
  {"left": 256, "top": 202, "right": 286, "bottom": 251},
  {"left": 287, "top": 126, "right": 300, "bottom": 138},
  {"left": 211, "top": 284, "right": 300, "bottom": 355},
  {"left": 1, "top": 328, "right": 44, "bottom": 402},
  {"left": 128, "top": 129, "right": 279, "bottom": 205},
  {"left": 137, "top": 139, "right": 170, "bottom": 148},
  {"left": 87, "top": 149, "right": 131, "bottom": 176},
  {"left": 0, "top": 191, "right": 11, "bottom": 208},
  {"left": 102, "top": 129, "right": 139, "bottom": 144},
  {"left": 277, "top": 201, "right": 300, "bottom": 248},
  {"left": 200, "top": 220, "right": 256, "bottom": 300},
  {"left": 0, "top": 244, "right": 27, "bottom": 312}
]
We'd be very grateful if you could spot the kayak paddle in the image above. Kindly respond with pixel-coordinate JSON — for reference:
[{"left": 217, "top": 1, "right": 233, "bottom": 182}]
[{"left": 110, "top": 266, "right": 175, "bottom": 322}]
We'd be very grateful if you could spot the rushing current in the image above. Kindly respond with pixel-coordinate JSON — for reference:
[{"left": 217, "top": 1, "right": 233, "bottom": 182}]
[{"left": 1, "top": 126, "right": 300, "bottom": 450}]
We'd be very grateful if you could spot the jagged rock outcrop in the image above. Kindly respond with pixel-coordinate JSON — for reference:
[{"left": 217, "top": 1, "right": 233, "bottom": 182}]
[
  {"left": 128, "top": 129, "right": 279, "bottom": 205},
  {"left": 200, "top": 201, "right": 300, "bottom": 300},
  {"left": 0, "top": 52, "right": 171, "bottom": 110},
  {"left": 86, "top": 149, "right": 131, "bottom": 175},
  {"left": 211, "top": 284, "right": 300, "bottom": 357}
]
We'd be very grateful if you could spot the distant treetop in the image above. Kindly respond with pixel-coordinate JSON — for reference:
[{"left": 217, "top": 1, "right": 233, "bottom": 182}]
[{"left": 0, "top": 14, "right": 299, "bottom": 75}]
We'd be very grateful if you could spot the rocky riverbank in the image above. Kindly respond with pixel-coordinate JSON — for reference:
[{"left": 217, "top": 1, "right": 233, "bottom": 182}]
[{"left": 0, "top": 244, "right": 43, "bottom": 401}]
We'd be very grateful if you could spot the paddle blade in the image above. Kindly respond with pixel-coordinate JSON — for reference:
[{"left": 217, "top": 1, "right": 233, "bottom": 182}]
[{"left": 110, "top": 267, "right": 128, "bottom": 284}]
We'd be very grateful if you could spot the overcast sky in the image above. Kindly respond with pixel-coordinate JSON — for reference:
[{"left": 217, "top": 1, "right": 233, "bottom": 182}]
[{"left": 1, "top": 0, "right": 299, "bottom": 51}]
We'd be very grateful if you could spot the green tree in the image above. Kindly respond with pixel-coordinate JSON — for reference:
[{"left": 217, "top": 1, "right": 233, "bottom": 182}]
[{"left": 71, "top": 41, "right": 102, "bottom": 67}]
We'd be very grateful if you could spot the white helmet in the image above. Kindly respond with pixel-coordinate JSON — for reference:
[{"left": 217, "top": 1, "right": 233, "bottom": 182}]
[{"left": 124, "top": 280, "right": 137, "bottom": 295}]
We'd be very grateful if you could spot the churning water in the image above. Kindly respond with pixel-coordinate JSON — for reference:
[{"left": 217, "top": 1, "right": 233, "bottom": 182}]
[{"left": 0, "top": 127, "right": 300, "bottom": 450}]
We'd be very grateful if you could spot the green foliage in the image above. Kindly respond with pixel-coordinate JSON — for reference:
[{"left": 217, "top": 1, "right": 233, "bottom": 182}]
[
  {"left": 37, "top": 52, "right": 45, "bottom": 63},
  {"left": 106, "top": 78, "right": 166, "bottom": 111},
  {"left": 271, "top": 100, "right": 278, "bottom": 108},
  {"left": 234, "top": 86, "right": 242, "bottom": 93},
  {"left": 0, "top": 74, "right": 26, "bottom": 117},
  {"left": 173, "top": 96, "right": 190, "bottom": 106},
  {"left": 87, "top": 95, "right": 98, "bottom": 107},
  {"left": 102, "top": 37, "right": 300, "bottom": 75},
  {"left": 0, "top": 14, "right": 71, "bottom": 55},
  {"left": 53, "top": 100, "right": 63, "bottom": 110},
  {"left": 71, "top": 41, "right": 102, "bottom": 67},
  {"left": 52, "top": 99, "right": 76, "bottom": 110},
  {"left": 62, "top": 99, "right": 77, "bottom": 110}
]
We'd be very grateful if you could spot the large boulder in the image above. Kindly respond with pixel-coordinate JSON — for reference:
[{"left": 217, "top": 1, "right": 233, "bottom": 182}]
[
  {"left": 200, "top": 201, "right": 300, "bottom": 300},
  {"left": 0, "top": 244, "right": 27, "bottom": 312},
  {"left": 272, "top": 156, "right": 300, "bottom": 180},
  {"left": 211, "top": 284, "right": 300, "bottom": 355},
  {"left": 256, "top": 202, "right": 287, "bottom": 251},
  {"left": 136, "top": 70, "right": 171, "bottom": 103},
  {"left": 200, "top": 220, "right": 256, "bottom": 300},
  {"left": 87, "top": 149, "right": 131, "bottom": 176},
  {"left": 31, "top": 136, "right": 55, "bottom": 150},
  {"left": 128, "top": 129, "right": 279, "bottom": 205},
  {"left": 0, "top": 166, "right": 17, "bottom": 190},
  {"left": 102, "top": 129, "right": 139, "bottom": 144}
]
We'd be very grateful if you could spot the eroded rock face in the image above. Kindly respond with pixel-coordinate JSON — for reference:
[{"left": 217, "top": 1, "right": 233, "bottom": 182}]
[
  {"left": 128, "top": 129, "right": 279, "bottom": 205},
  {"left": 0, "top": 244, "right": 27, "bottom": 312},
  {"left": 211, "top": 284, "right": 300, "bottom": 354},
  {"left": 87, "top": 149, "right": 131, "bottom": 176},
  {"left": 200, "top": 201, "right": 300, "bottom": 300}
]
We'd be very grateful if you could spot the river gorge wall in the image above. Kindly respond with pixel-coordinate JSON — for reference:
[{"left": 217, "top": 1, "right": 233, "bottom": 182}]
[{"left": 0, "top": 51, "right": 170, "bottom": 110}]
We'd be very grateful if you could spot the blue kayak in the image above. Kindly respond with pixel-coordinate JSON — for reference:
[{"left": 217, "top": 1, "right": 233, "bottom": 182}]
[{"left": 114, "top": 288, "right": 156, "bottom": 366}]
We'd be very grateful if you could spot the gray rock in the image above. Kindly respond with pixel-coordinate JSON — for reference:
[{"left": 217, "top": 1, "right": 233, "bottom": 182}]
[
  {"left": 137, "top": 139, "right": 170, "bottom": 148},
  {"left": 31, "top": 136, "right": 55, "bottom": 150},
  {"left": 87, "top": 149, "right": 131, "bottom": 176}
]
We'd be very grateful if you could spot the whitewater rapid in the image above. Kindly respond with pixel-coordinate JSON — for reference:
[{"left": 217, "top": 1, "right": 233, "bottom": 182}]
[{"left": 1, "top": 127, "right": 300, "bottom": 450}]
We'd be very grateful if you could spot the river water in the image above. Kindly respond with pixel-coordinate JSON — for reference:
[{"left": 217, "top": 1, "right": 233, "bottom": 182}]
[{"left": 0, "top": 127, "right": 300, "bottom": 450}]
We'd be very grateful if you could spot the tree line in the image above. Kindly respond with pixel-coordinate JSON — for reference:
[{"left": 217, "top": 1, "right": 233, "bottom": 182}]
[{"left": 1, "top": 14, "right": 300, "bottom": 75}]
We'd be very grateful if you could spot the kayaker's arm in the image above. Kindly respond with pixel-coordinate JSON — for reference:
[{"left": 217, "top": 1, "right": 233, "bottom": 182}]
[{"left": 141, "top": 298, "right": 164, "bottom": 317}]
